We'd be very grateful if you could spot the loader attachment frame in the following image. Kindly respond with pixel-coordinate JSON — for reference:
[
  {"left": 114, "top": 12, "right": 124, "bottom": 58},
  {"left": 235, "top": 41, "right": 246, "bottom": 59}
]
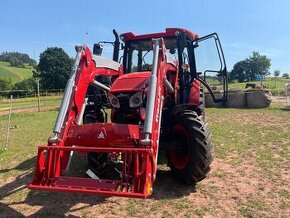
[{"left": 29, "top": 38, "right": 167, "bottom": 198}]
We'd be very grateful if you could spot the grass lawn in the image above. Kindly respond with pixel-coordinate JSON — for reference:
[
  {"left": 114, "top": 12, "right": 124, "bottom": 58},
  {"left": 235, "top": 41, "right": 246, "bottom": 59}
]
[
  {"left": 0, "top": 96, "right": 62, "bottom": 112},
  {"left": 0, "top": 106, "right": 289, "bottom": 217},
  {"left": 0, "top": 61, "right": 33, "bottom": 83},
  {"left": 228, "top": 77, "right": 290, "bottom": 95},
  {"left": 0, "top": 64, "right": 17, "bottom": 81}
]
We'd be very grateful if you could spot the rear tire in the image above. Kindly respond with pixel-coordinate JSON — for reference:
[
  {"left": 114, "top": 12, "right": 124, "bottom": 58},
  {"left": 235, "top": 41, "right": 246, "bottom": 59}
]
[{"left": 167, "top": 110, "right": 213, "bottom": 184}]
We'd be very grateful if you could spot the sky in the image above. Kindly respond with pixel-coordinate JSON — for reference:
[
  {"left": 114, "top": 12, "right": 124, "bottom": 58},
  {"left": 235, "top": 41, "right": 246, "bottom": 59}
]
[{"left": 0, "top": 0, "right": 290, "bottom": 74}]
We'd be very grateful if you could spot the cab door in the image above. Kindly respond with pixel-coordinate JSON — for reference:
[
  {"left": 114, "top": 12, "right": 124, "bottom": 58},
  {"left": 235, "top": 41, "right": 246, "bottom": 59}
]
[{"left": 193, "top": 33, "right": 228, "bottom": 103}]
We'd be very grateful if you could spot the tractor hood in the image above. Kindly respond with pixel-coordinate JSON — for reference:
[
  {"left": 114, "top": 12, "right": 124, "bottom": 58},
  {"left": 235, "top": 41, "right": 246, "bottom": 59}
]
[{"left": 110, "top": 72, "right": 151, "bottom": 93}]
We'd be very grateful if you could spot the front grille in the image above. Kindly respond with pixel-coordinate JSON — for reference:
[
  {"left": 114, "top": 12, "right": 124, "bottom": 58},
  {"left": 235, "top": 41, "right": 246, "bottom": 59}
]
[{"left": 116, "top": 93, "right": 131, "bottom": 109}]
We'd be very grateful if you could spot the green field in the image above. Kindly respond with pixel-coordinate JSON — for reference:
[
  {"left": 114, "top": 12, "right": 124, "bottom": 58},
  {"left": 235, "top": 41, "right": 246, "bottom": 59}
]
[
  {"left": 197, "top": 76, "right": 289, "bottom": 96},
  {"left": 0, "top": 96, "right": 62, "bottom": 112},
  {"left": 0, "top": 106, "right": 289, "bottom": 217},
  {"left": 228, "top": 77, "right": 290, "bottom": 95},
  {"left": 0, "top": 61, "right": 33, "bottom": 83}
]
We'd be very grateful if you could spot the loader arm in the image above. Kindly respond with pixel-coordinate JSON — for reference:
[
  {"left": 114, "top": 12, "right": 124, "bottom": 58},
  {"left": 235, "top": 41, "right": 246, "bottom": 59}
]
[
  {"left": 50, "top": 45, "right": 120, "bottom": 145},
  {"left": 29, "top": 39, "right": 169, "bottom": 198},
  {"left": 47, "top": 45, "right": 120, "bottom": 174}
]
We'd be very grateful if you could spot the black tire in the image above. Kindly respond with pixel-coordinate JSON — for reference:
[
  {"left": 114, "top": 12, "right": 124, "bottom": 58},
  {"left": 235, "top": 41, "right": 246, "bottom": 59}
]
[
  {"left": 86, "top": 152, "right": 108, "bottom": 176},
  {"left": 167, "top": 110, "right": 213, "bottom": 184},
  {"left": 83, "top": 109, "right": 107, "bottom": 178}
]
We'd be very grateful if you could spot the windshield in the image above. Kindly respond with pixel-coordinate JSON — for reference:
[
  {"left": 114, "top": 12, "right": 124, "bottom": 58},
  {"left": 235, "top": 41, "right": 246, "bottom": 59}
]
[{"left": 123, "top": 37, "right": 178, "bottom": 73}]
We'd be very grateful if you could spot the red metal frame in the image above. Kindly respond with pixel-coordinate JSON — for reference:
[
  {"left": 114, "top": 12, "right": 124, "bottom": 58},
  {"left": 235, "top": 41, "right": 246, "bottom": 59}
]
[
  {"left": 121, "top": 28, "right": 199, "bottom": 41},
  {"left": 29, "top": 145, "right": 152, "bottom": 198},
  {"left": 29, "top": 29, "right": 202, "bottom": 198}
]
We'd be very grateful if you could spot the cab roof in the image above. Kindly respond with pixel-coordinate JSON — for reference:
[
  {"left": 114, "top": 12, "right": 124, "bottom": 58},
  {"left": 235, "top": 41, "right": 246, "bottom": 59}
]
[{"left": 120, "top": 28, "right": 199, "bottom": 42}]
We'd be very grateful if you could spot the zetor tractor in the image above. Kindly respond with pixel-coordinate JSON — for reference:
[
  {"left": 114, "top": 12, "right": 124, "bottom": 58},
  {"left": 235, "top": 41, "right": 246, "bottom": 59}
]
[{"left": 29, "top": 28, "right": 228, "bottom": 198}]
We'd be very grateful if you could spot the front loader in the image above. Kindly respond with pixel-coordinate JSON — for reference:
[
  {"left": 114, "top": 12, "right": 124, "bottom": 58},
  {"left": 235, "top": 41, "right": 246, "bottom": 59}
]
[{"left": 29, "top": 28, "right": 228, "bottom": 198}]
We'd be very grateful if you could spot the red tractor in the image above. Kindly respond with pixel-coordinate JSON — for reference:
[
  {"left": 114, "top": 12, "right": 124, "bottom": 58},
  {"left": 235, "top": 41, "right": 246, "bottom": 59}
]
[{"left": 29, "top": 28, "right": 228, "bottom": 198}]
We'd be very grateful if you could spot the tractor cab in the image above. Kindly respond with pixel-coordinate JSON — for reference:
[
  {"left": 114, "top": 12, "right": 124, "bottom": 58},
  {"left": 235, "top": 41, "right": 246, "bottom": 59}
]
[
  {"left": 91, "top": 28, "right": 228, "bottom": 125},
  {"left": 111, "top": 28, "right": 228, "bottom": 104}
]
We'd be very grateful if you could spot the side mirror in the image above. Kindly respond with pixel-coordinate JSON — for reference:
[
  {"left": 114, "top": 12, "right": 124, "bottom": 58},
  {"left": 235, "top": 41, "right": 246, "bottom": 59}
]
[{"left": 93, "top": 43, "right": 103, "bottom": 56}]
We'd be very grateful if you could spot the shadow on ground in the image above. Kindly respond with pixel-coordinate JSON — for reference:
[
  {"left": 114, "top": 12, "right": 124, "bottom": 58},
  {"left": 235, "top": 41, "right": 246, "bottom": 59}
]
[
  {"left": 152, "top": 151, "right": 197, "bottom": 199},
  {"left": 0, "top": 154, "right": 197, "bottom": 216},
  {"left": 152, "top": 169, "right": 196, "bottom": 200},
  {"left": 0, "top": 156, "right": 105, "bottom": 217},
  {"left": 281, "top": 105, "right": 290, "bottom": 111}
]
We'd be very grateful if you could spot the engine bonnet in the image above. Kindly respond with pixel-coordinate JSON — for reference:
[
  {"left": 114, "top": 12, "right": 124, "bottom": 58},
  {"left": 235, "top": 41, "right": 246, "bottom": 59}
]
[{"left": 110, "top": 72, "right": 150, "bottom": 93}]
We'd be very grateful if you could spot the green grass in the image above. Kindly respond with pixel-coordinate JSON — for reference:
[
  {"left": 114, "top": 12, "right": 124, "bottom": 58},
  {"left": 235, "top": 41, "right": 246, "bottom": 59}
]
[
  {"left": 239, "top": 193, "right": 267, "bottom": 217},
  {"left": 228, "top": 77, "right": 290, "bottom": 95},
  {"left": 0, "top": 61, "right": 33, "bottom": 83},
  {"left": 0, "top": 95, "right": 62, "bottom": 112},
  {"left": 208, "top": 107, "right": 290, "bottom": 161},
  {"left": 0, "top": 110, "right": 58, "bottom": 173},
  {"left": 0, "top": 106, "right": 289, "bottom": 217},
  {"left": 0, "top": 64, "right": 16, "bottom": 80}
]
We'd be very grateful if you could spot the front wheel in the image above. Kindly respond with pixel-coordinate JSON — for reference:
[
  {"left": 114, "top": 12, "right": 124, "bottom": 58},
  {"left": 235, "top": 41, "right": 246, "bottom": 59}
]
[
  {"left": 167, "top": 110, "right": 213, "bottom": 184},
  {"left": 83, "top": 109, "right": 107, "bottom": 178}
]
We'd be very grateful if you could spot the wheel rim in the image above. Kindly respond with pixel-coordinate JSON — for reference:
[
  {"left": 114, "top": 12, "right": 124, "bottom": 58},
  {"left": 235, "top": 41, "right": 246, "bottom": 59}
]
[{"left": 168, "top": 124, "right": 190, "bottom": 169}]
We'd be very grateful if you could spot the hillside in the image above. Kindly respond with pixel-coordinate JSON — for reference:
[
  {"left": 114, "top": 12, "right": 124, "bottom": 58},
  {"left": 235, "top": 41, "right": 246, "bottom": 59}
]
[{"left": 0, "top": 61, "right": 33, "bottom": 83}]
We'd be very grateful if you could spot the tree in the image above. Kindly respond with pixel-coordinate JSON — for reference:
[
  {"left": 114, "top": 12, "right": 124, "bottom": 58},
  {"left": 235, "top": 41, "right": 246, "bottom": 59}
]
[
  {"left": 274, "top": 70, "right": 280, "bottom": 88},
  {"left": 274, "top": 70, "right": 280, "bottom": 77},
  {"left": 230, "top": 60, "right": 248, "bottom": 82},
  {"left": 282, "top": 73, "right": 289, "bottom": 79},
  {"left": 230, "top": 52, "right": 271, "bottom": 82},
  {"left": 35, "top": 47, "right": 73, "bottom": 89},
  {"left": 0, "top": 78, "right": 12, "bottom": 91},
  {"left": 0, "top": 51, "right": 36, "bottom": 67},
  {"left": 0, "top": 78, "right": 12, "bottom": 97},
  {"left": 12, "top": 77, "right": 37, "bottom": 96},
  {"left": 10, "top": 56, "right": 25, "bottom": 68}
]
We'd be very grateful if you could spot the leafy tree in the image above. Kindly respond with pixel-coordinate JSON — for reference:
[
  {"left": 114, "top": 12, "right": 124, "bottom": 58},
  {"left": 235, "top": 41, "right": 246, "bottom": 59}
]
[
  {"left": 274, "top": 70, "right": 280, "bottom": 88},
  {"left": 12, "top": 77, "right": 37, "bottom": 96},
  {"left": 274, "top": 70, "right": 280, "bottom": 77},
  {"left": 35, "top": 47, "right": 73, "bottom": 89},
  {"left": 230, "top": 60, "right": 248, "bottom": 82},
  {"left": 230, "top": 52, "right": 271, "bottom": 82},
  {"left": 10, "top": 57, "right": 25, "bottom": 68},
  {"left": 282, "top": 73, "right": 289, "bottom": 79},
  {"left": 0, "top": 78, "right": 12, "bottom": 97},
  {"left": 0, "top": 78, "right": 12, "bottom": 91},
  {"left": 0, "top": 51, "right": 36, "bottom": 68}
]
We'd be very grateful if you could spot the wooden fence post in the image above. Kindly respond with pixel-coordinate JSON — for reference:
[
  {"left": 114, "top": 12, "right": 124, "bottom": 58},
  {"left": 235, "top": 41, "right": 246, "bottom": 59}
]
[
  {"left": 37, "top": 79, "right": 40, "bottom": 112},
  {"left": 4, "top": 95, "right": 13, "bottom": 150}
]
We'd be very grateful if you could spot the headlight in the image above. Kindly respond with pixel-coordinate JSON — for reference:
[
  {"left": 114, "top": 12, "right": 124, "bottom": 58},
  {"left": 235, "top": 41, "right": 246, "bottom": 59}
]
[
  {"left": 108, "top": 93, "right": 120, "bottom": 108},
  {"left": 129, "top": 92, "right": 143, "bottom": 108}
]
